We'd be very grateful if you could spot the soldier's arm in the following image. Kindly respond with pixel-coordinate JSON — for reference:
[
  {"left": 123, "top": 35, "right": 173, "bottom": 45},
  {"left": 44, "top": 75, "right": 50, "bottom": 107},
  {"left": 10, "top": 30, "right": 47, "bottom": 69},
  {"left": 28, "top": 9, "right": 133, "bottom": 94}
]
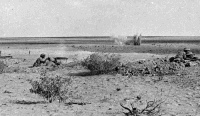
[
  {"left": 33, "top": 58, "right": 41, "bottom": 67},
  {"left": 183, "top": 53, "right": 187, "bottom": 60}
]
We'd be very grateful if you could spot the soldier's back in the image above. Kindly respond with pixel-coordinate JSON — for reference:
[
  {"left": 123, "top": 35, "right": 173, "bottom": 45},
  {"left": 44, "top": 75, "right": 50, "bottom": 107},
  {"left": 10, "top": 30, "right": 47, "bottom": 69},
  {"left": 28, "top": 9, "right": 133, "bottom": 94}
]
[{"left": 175, "top": 51, "right": 185, "bottom": 59}]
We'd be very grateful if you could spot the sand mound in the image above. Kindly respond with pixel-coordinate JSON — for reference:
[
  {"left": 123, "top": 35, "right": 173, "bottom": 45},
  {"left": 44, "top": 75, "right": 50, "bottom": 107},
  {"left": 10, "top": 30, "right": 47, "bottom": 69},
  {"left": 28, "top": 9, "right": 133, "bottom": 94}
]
[{"left": 117, "top": 58, "right": 187, "bottom": 77}]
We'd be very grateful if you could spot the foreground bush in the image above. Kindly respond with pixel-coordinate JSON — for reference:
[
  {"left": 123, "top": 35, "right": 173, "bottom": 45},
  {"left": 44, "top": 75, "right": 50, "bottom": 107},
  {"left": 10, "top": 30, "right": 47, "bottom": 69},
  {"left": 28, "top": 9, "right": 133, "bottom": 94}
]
[
  {"left": 81, "top": 53, "right": 121, "bottom": 75},
  {"left": 29, "top": 73, "right": 72, "bottom": 103}
]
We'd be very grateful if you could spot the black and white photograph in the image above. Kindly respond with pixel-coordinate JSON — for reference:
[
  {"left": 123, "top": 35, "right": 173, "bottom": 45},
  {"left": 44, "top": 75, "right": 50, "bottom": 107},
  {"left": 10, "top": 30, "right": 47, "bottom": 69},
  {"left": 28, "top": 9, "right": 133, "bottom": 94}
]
[{"left": 0, "top": 0, "right": 200, "bottom": 116}]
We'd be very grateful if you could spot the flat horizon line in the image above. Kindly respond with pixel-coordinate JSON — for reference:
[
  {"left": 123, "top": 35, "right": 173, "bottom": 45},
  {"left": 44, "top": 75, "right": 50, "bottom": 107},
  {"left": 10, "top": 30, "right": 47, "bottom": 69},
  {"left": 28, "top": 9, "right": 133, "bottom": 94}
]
[{"left": 0, "top": 35, "right": 200, "bottom": 38}]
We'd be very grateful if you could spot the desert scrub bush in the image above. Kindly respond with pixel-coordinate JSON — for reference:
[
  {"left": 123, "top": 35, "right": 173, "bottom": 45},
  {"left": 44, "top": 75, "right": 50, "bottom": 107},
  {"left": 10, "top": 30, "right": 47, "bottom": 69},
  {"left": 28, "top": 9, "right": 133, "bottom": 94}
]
[
  {"left": 81, "top": 53, "right": 121, "bottom": 75},
  {"left": 120, "top": 99, "right": 164, "bottom": 116},
  {"left": 29, "top": 73, "right": 72, "bottom": 103}
]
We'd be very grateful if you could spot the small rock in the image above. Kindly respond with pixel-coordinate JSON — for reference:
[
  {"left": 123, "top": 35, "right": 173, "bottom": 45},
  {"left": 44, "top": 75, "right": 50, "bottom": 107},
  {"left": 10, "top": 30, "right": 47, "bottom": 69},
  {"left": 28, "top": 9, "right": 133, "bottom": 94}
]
[
  {"left": 136, "top": 96, "right": 141, "bottom": 100},
  {"left": 3, "top": 90, "right": 12, "bottom": 93}
]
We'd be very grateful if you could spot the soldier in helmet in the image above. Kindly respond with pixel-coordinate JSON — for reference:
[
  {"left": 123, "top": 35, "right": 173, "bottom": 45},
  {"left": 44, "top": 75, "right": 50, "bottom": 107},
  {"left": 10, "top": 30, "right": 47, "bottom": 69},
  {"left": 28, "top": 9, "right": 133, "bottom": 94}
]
[
  {"left": 172, "top": 48, "right": 188, "bottom": 63},
  {"left": 183, "top": 48, "right": 191, "bottom": 60},
  {"left": 185, "top": 51, "right": 193, "bottom": 60},
  {"left": 185, "top": 51, "right": 200, "bottom": 61},
  {"left": 45, "top": 57, "right": 61, "bottom": 67},
  {"left": 174, "top": 51, "right": 186, "bottom": 62},
  {"left": 169, "top": 48, "right": 190, "bottom": 62},
  {"left": 33, "top": 53, "right": 47, "bottom": 67},
  {"left": 173, "top": 57, "right": 182, "bottom": 63}
]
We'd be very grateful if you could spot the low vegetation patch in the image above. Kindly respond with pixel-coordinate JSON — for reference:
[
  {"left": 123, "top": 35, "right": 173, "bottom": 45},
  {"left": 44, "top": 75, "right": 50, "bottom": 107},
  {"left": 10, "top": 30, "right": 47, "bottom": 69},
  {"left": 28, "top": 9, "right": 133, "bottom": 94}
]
[
  {"left": 118, "top": 58, "right": 184, "bottom": 77},
  {"left": 80, "top": 53, "right": 187, "bottom": 77},
  {"left": 120, "top": 99, "right": 164, "bottom": 116},
  {"left": 81, "top": 53, "right": 121, "bottom": 75},
  {"left": 29, "top": 73, "right": 72, "bottom": 103}
]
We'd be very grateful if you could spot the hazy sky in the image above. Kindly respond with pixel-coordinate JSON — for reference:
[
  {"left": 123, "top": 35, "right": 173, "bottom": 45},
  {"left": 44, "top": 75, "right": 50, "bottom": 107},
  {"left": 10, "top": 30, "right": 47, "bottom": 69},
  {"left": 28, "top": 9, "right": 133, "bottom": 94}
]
[{"left": 0, "top": 0, "right": 200, "bottom": 37}]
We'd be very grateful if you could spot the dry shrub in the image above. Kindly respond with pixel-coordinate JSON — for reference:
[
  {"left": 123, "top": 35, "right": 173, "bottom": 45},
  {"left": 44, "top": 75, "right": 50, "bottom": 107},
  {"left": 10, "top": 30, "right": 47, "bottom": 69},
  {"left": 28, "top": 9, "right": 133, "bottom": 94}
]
[
  {"left": 120, "top": 99, "right": 164, "bottom": 116},
  {"left": 81, "top": 53, "right": 121, "bottom": 75},
  {"left": 29, "top": 73, "right": 72, "bottom": 103}
]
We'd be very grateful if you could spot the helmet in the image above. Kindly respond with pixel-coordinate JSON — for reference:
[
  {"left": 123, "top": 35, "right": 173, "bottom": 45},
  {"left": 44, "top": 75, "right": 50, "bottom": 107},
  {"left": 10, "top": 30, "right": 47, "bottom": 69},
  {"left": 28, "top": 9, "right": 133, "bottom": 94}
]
[
  {"left": 186, "top": 51, "right": 193, "bottom": 55},
  {"left": 40, "top": 53, "right": 46, "bottom": 58},
  {"left": 184, "top": 48, "right": 190, "bottom": 51}
]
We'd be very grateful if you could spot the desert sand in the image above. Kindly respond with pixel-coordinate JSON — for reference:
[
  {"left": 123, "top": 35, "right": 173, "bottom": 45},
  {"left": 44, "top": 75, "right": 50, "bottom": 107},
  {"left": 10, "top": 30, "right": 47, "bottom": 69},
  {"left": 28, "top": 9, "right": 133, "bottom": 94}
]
[{"left": 0, "top": 43, "right": 200, "bottom": 116}]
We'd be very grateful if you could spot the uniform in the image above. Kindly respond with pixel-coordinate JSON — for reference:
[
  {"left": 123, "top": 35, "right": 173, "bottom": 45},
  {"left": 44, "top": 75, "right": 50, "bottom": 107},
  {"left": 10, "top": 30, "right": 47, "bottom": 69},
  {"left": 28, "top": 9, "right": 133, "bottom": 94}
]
[
  {"left": 175, "top": 51, "right": 186, "bottom": 60},
  {"left": 45, "top": 57, "right": 60, "bottom": 67},
  {"left": 185, "top": 51, "right": 200, "bottom": 61},
  {"left": 33, "top": 54, "right": 46, "bottom": 67},
  {"left": 172, "top": 51, "right": 186, "bottom": 63},
  {"left": 170, "top": 48, "right": 190, "bottom": 62}
]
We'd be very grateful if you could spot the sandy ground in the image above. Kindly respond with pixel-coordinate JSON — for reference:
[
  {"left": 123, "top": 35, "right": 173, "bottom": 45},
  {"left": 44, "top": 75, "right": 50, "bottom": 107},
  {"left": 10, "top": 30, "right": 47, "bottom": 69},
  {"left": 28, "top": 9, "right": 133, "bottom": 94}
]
[
  {"left": 0, "top": 44, "right": 167, "bottom": 65},
  {"left": 0, "top": 44, "right": 200, "bottom": 116}
]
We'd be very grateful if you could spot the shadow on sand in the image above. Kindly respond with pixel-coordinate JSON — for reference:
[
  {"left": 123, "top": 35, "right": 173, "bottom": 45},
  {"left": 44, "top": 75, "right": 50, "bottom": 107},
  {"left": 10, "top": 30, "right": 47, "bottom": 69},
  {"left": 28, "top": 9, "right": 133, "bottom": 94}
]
[
  {"left": 68, "top": 70, "right": 117, "bottom": 76},
  {"left": 68, "top": 71, "right": 98, "bottom": 76},
  {"left": 10, "top": 100, "right": 48, "bottom": 105}
]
